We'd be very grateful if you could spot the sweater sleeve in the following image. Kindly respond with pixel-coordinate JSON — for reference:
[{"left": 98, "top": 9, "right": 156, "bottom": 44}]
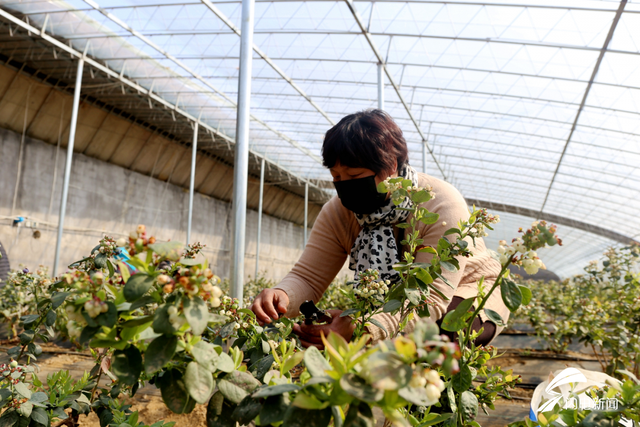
[
  {"left": 274, "top": 197, "right": 358, "bottom": 317},
  {"left": 366, "top": 176, "right": 473, "bottom": 342}
]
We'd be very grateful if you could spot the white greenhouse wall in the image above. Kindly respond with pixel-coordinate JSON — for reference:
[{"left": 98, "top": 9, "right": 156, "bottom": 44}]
[{"left": 0, "top": 127, "right": 348, "bottom": 283}]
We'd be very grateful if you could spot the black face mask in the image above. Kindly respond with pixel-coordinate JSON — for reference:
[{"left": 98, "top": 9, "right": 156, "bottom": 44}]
[{"left": 333, "top": 175, "right": 389, "bottom": 215}]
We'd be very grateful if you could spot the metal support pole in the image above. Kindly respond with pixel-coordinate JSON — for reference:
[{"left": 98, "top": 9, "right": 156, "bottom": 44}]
[
  {"left": 304, "top": 182, "right": 309, "bottom": 247},
  {"left": 422, "top": 141, "right": 427, "bottom": 174},
  {"left": 187, "top": 121, "right": 198, "bottom": 244},
  {"left": 255, "top": 157, "right": 265, "bottom": 278},
  {"left": 230, "top": 0, "right": 255, "bottom": 303},
  {"left": 53, "top": 59, "right": 84, "bottom": 275},
  {"left": 377, "top": 62, "right": 384, "bottom": 110}
]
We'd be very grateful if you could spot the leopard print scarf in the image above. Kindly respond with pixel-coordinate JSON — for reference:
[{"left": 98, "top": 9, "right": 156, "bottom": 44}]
[{"left": 349, "top": 165, "right": 420, "bottom": 283}]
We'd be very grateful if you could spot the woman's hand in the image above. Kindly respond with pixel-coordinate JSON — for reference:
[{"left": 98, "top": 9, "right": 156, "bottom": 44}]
[
  {"left": 293, "top": 309, "right": 355, "bottom": 349},
  {"left": 251, "top": 288, "right": 289, "bottom": 325}
]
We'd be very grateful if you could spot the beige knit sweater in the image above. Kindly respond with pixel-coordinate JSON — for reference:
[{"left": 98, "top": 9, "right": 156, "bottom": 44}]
[{"left": 275, "top": 173, "right": 510, "bottom": 343}]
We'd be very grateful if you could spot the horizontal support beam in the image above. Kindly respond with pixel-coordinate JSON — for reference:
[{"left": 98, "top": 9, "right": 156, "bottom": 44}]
[
  {"left": 466, "top": 198, "right": 638, "bottom": 245},
  {"left": 0, "top": 7, "right": 330, "bottom": 202}
]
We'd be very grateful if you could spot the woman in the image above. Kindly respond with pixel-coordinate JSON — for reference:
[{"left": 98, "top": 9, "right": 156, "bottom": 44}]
[{"left": 251, "top": 109, "right": 509, "bottom": 348}]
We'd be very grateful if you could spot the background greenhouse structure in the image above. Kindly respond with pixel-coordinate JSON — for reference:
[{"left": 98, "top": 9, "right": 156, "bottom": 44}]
[
  {"left": 0, "top": 0, "right": 638, "bottom": 295},
  {"left": 1, "top": 1, "right": 640, "bottom": 426}
]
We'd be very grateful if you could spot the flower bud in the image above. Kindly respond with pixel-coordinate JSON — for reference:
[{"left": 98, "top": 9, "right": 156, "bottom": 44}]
[
  {"left": 211, "top": 286, "right": 223, "bottom": 298},
  {"left": 116, "top": 237, "right": 127, "bottom": 247},
  {"left": 211, "top": 297, "right": 221, "bottom": 308},
  {"left": 425, "top": 383, "right": 441, "bottom": 402},
  {"left": 137, "top": 224, "right": 146, "bottom": 235}
]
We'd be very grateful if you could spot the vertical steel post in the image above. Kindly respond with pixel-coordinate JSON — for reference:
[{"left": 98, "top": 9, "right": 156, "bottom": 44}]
[
  {"left": 53, "top": 59, "right": 84, "bottom": 275},
  {"left": 377, "top": 62, "right": 384, "bottom": 110},
  {"left": 255, "top": 157, "right": 265, "bottom": 278},
  {"left": 187, "top": 121, "right": 198, "bottom": 244},
  {"left": 304, "top": 182, "right": 309, "bottom": 247},
  {"left": 422, "top": 140, "right": 427, "bottom": 174},
  {"left": 231, "top": 0, "right": 255, "bottom": 303}
]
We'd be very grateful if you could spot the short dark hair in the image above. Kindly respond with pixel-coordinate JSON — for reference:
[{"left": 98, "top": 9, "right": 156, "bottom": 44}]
[{"left": 322, "top": 109, "right": 409, "bottom": 175}]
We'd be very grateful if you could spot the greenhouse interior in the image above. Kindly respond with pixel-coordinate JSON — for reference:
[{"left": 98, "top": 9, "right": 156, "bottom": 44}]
[{"left": 0, "top": 0, "right": 638, "bottom": 426}]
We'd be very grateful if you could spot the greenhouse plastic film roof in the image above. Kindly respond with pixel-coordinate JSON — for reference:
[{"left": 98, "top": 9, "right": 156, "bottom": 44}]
[{"left": 0, "top": 0, "right": 638, "bottom": 277}]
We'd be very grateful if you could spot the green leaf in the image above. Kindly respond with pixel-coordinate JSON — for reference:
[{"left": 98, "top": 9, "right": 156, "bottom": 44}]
[
  {"left": 29, "top": 407, "right": 48, "bottom": 425},
  {"left": 51, "top": 292, "right": 70, "bottom": 309},
  {"left": 216, "top": 352, "right": 235, "bottom": 373},
  {"left": 232, "top": 395, "right": 262, "bottom": 425},
  {"left": 144, "top": 335, "right": 178, "bottom": 374},
  {"left": 282, "top": 406, "right": 332, "bottom": 427},
  {"left": 283, "top": 351, "right": 305, "bottom": 373},
  {"left": 366, "top": 318, "right": 388, "bottom": 338},
  {"left": 107, "top": 259, "right": 115, "bottom": 277},
  {"left": 419, "top": 212, "right": 440, "bottom": 225},
  {"left": 217, "top": 371, "right": 261, "bottom": 404},
  {"left": 339, "top": 374, "right": 384, "bottom": 403},
  {"left": 340, "top": 308, "right": 360, "bottom": 318},
  {"left": 130, "top": 295, "right": 158, "bottom": 312},
  {"left": 20, "top": 315, "right": 39, "bottom": 326},
  {"left": 121, "top": 315, "right": 154, "bottom": 328},
  {"left": 441, "top": 297, "right": 475, "bottom": 332},
  {"left": 249, "top": 355, "right": 275, "bottom": 382},
  {"left": 111, "top": 346, "right": 143, "bottom": 386},
  {"left": 410, "top": 191, "right": 431, "bottom": 204},
  {"left": 152, "top": 304, "right": 178, "bottom": 335},
  {"left": 418, "top": 413, "right": 454, "bottom": 427},
  {"left": 440, "top": 261, "right": 457, "bottom": 273},
  {"left": 258, "top": 395, "right": 289, "bottom": 426},
  {"left": 344, "top": 401, "right": 374, "bottom": 427},
  {"left": 206, "top": 391, "right": 235, "bottom": 427},
  {"left": 191, "top": 341, "right": 220, "bottom": 372},
  {"left": 183, "top": 296, "right": 209, "bottom": 336},
  {"left": 124, "top": 274, "right": 155, "bottom": 302},
  {"left": 417, "top": 247, "right": 437, "bottom": 255},
  {"left": 501, "top": 279, "right": 523, "bottom": 312},
  {"left": 415, "top": 268, "right": 433, "bottom": 285},
  {"left": 79, "top": 326, "right": 101, "bottom": 345},
  {"left": 44, "top": 310, "right": 56, "bottom": 327},
  {"left": 159, "top": 369, "right": 196, "bottom": 415},
  {"left": 433, "top": 272, "right": 454, "bottom": 289},
  {"left": 304, "top": 346, "right": 332, "bottom": 378},
  {"left": 460, "top": 391, "right": 479, "bottom": 422},
  {"left": 383, "top": 299, "right": 402, "bottom": 313},
  {"left": 437, "top": 238, "right": 451, "bottom": 252},
  {"left": 184, "top": 361, "right": 214, "bottom": 404},
  {"left": 483, "top": 309, "right": 506, "bottom": 327},
  {"left": 253, "top": 384, "right": 301, "bottom": 398},
  {"left": 94, "top": 253, "right": 108, "bottom": 269},
  {"left": 95, "top": 302, "right": 117, "bottom": 328},
  {"left": 518, "top": 285, "right": 532, "bottom": 306},
  {"left": 0, "top": 409, "right": 18, "bottom": 427},
  {"left": 14, "top": 382, "right": 31, "bottom": 399},
  {"left": 452, "top": 364, "right": 472, "bottom": 393},
  {"left": 404, "top": 288, "right": 421, "bottom": 306},
  {"left": 293, "top": 392, "right": 330, "bottom": 410}
]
